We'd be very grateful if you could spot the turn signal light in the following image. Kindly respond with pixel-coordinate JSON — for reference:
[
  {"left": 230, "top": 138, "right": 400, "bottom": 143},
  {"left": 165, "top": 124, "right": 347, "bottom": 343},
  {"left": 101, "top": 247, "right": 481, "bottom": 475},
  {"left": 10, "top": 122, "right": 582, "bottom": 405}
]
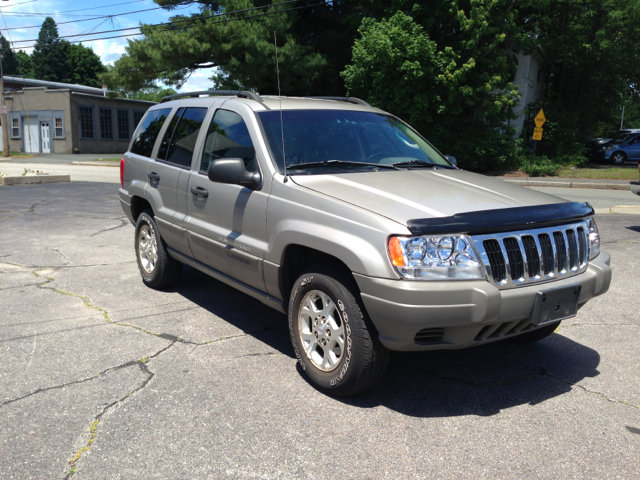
[{"left": 388, "top": 237, "right": 406, "bottom": 267}]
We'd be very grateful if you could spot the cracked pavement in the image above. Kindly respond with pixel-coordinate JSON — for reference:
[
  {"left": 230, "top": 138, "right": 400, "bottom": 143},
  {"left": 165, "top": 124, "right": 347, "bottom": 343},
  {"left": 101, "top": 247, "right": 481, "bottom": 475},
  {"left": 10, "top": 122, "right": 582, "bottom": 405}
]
[{"left": 0, "top": 182, "right": 639, "bottom": 479}]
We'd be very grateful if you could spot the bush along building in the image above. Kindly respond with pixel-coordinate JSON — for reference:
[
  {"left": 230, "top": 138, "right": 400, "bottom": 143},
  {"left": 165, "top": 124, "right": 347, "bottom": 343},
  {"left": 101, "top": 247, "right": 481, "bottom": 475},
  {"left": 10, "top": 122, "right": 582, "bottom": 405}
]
[{"left": 2, "top": 76, "right": 155, "bottom": 154}]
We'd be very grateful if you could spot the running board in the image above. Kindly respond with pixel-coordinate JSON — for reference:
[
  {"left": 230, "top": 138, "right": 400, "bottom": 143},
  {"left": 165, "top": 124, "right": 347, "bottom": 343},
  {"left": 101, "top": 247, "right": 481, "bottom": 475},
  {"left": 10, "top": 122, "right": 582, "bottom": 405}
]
[{"left": 167, "top": 248, "right": 285, "bottom": 314}]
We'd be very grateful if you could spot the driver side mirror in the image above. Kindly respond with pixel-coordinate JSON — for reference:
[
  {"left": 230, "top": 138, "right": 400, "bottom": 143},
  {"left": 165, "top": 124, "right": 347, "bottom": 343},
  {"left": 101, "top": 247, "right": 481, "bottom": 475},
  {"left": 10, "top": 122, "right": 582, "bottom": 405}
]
[
  {"left": 208, "top": 158, "right": 262, "bottom": 190},
  {"left": 444, "top": 155, "right": 458, "bottom": 167}
]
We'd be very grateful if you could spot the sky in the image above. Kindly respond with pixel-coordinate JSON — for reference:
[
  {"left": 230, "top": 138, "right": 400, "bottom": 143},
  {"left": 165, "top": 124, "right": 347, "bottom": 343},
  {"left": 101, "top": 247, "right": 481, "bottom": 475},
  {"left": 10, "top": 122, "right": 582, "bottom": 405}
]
[{"left": 0, "top": 0, "right": 215, "bottom": 92}]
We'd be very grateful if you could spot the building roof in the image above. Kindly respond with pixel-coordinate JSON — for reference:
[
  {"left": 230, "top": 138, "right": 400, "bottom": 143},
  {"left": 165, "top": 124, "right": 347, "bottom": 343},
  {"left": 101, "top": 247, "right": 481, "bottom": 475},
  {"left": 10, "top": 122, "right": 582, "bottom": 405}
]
[{"left": 3, "top": 76, "right": 112, "bottom": 96}]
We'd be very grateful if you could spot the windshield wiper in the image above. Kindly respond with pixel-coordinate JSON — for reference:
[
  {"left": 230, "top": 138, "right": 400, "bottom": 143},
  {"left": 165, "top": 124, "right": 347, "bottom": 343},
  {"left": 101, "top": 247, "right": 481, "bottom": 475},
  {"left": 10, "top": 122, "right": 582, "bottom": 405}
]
[
  {"left": 392, "top": 160, "right": 455, "bottom": 169},
  {"left": 286, "top": 160, "right": 397, "bottom": 171}
]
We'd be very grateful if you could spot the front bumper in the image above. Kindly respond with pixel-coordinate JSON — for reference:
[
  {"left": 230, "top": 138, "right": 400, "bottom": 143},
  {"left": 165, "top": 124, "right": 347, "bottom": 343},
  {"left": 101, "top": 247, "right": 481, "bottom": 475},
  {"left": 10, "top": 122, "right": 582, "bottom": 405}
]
[
  {"left": 631, "top": 181, "right": 640, "bottom": 196},
  {"left": 355, "top": 251, "right": 611, "bottom": 351}
]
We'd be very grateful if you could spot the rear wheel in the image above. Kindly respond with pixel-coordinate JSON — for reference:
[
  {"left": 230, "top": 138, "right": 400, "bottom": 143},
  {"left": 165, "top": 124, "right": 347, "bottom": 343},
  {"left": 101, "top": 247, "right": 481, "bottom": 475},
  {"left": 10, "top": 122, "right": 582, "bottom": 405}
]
[
  {"left": 509, "top": 321, "right": 560, "bottom": 344},
  {"left": 288, "top": 266, "right": 389, "bottom": 396},
  {"left": 135, "top": 210, "right": 182, "bottom": 289}
]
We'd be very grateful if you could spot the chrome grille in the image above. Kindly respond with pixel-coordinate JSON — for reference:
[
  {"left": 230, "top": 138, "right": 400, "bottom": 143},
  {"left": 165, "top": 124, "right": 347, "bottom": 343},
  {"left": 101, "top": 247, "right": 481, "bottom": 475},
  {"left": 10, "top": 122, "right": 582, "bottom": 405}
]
[{"left": 472, "top": 220, "right": 590, "bottom": 289}]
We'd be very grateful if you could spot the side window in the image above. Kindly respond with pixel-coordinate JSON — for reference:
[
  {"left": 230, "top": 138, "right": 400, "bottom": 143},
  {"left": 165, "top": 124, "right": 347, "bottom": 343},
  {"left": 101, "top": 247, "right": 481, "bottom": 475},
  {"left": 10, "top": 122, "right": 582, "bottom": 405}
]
[
  {"left": 157, "top": 107, "right": 207, "bottom": 168},
  {"left": 130, "top": 108, "right": 172, "bottom": 158},
  {"left": 200, "top": 109, "right": 256, "bottom": 174}
]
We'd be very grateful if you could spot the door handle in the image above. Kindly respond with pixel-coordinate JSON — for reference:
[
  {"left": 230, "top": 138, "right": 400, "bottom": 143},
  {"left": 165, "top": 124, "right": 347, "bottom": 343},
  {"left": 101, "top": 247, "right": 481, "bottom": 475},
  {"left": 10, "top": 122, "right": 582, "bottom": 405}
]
[
  {"left": 190, "top": 186, "right": 209, "bottom": 198},
  {"left": 147, "top": 171, "right": 160, "bottom": 181}
]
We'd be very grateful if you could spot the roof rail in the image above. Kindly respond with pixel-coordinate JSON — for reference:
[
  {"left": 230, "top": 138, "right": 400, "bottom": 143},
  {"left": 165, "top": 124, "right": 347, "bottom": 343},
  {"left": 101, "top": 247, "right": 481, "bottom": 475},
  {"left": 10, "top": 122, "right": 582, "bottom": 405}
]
[
  {"left": 306, "top": 96, "right": 371, "bottom": 107},
  {"left": 160, "top": 89, "right": 263, "bottom": 103}
]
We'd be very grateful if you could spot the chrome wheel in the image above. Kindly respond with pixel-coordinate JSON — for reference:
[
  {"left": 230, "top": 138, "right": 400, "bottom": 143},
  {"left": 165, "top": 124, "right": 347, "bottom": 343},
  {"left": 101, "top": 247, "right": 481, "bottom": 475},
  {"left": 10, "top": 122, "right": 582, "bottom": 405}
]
[
  {"left": 298, "top": 289, "right": 345, "bottom": 372},
  {"left": 138, "top": 224, "right": 158, "bottom": 274}
]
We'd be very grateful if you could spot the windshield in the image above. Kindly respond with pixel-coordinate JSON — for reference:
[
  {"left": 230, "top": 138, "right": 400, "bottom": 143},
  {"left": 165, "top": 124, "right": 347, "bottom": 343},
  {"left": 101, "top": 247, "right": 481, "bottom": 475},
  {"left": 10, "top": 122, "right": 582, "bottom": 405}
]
[
  {"left": 257, "top": 110, "right": 452, "bottom": 174},
  {"left": 610, "top": 133, "right": 635, "bottom": 144}
]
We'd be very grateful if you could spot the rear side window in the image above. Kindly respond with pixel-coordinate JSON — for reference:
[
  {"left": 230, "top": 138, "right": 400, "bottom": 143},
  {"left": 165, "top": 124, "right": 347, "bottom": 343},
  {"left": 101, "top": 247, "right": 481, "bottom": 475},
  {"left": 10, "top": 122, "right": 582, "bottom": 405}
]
[
  {"left": 157, "top": 107, "right": 208, "bottom": 168},
  {"left": 130, "top": 108, "right": 172, "bottom": 158},
  {"left": 200, "top": 109, "right": 256, "bottom": 174}
]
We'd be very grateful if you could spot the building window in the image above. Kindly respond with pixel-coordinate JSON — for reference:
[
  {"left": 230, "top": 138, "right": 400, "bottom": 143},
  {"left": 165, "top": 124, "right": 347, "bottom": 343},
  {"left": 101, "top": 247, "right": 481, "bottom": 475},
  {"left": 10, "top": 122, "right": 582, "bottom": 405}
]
[
  {"left": 100, "top": 108, "right": 113, "bottom": 139},
  {"left": 79, "top": 106, "right": 94, "bottom": 139},
  {"left": 54, "top": 118, "right": 63, "bottom": 138},
  {"left": 133, "top": 111, "right": 144, "bottom": 129},
  {"left": 12, "top": 118, "right": 20, "bottom": 138},
  {"left": 117, "top": 109, "right": 130, "bottom": 140}
]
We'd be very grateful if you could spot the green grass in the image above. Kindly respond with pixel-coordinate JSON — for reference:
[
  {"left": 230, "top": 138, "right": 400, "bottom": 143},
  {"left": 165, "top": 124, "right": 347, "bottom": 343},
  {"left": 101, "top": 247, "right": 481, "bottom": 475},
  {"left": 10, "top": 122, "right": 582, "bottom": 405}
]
[
  {"left": 9, "top": 152, "right": 35, "bottom": 158},
  {"left": 555, "top": 168, "right": 638, "bottom": 180},
  {"left": 92, "top": 158, "right": 121, "bottom": 162}
]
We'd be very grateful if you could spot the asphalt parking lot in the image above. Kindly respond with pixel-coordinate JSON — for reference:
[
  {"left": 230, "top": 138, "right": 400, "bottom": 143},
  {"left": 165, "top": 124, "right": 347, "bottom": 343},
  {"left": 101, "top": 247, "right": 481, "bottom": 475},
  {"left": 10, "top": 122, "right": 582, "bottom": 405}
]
[{"left": 1, "top": 182, "right": 639, "bottom": 479}]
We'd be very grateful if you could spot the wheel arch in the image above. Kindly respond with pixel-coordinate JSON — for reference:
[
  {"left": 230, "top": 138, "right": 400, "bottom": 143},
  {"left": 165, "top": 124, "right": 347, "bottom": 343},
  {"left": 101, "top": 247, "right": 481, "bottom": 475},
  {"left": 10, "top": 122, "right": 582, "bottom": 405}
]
[{"left": 130, "top": 196, "right": 153, "bottom": 222}]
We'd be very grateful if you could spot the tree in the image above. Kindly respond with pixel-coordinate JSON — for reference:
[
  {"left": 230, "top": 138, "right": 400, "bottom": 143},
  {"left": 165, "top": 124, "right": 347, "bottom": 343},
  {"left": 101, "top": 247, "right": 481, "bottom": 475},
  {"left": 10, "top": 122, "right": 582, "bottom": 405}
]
[
  {"left": 116, "top": 84, "right": 178, "bottom": 102},
  {"left": 101, "top": 0, "right": 329, "bottom": 95},
  {"left": 15, "top": 51, "right": 34, "bottom": 78},
  {"left": 0, "top": 36, "right": 19, "bottom": 76},
  {"left": 342, "top": 3, "right": 522, "bottom": 171},
  {"left": 67, "top": 43, "right": 107, "bottom": 87},
  {"left": 31, "top": 17, "right": 69, "bottom": 82}
]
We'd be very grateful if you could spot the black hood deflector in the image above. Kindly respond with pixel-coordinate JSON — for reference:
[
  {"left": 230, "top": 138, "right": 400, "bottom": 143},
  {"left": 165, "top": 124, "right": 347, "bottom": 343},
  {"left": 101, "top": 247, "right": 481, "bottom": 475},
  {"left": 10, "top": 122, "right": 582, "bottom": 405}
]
[{"left": 407, "top": 202, "right": 594, "bottom": 236}]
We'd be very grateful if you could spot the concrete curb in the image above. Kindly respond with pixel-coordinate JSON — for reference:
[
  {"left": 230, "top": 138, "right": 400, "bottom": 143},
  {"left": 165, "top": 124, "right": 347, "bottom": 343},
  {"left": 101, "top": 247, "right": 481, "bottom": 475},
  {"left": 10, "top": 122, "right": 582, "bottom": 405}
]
[
  {"left": 503, "top": 178, "right": 630, "bottom": 191},
  {"left": 0, "top": 174, "right": 71, "bottom": 186},
  {"left": 71, "top": 161, "right": 120, "bottom": 167},
  {"left": 594, "top": 205, "right": 640, "bottom": 215}
]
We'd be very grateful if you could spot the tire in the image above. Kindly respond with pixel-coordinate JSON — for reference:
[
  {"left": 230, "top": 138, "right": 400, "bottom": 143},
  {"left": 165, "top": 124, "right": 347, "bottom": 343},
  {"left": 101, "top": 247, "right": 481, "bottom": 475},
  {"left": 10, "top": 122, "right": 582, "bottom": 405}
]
[
  {"left": 611, "top": 151, "right": 626, "bottom": 165},
  {"left": 508, "top": 321, "right": 560, "bottom": 344},
  {"left": 135, "top": 209, "right": 182, "bottom": 289},
  {"left": 288, "top": 266, "right": 389, "bottom": 396}
]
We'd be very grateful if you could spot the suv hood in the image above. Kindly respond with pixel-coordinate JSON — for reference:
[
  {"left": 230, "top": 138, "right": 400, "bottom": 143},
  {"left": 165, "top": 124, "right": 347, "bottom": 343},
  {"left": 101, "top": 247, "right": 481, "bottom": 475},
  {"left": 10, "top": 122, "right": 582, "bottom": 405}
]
[{"left": 291, "top": 169, "right": 564, "bottom": 226}]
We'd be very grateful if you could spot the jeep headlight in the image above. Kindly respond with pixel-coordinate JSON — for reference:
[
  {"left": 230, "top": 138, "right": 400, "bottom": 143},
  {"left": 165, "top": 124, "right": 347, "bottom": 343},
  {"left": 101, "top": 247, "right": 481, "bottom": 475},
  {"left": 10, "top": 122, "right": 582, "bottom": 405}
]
[
  {"left": 586, "top": 218, "right": 600, "bottom": 260},
  {"left": 388, "top": 235, "right": 485, "bottom": 280}
]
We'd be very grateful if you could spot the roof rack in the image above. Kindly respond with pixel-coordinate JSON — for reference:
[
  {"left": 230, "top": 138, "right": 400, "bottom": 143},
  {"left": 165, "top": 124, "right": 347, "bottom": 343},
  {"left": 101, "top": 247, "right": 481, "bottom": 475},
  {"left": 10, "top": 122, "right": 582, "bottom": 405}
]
[
  {"left": 306, "top": 96, "right": 371, "bottom": 107},
  {"left": 160, "top": 89, "right": 263, "bottom": 103}
]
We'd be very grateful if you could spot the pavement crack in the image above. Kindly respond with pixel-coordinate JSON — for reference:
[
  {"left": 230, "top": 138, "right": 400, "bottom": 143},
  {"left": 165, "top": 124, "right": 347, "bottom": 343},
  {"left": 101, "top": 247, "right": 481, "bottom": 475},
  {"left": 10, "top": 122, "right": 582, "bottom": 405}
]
[
  {"left": 64, "top": 340, "right": 177, "bottom": 478},
  {"left": 28, "top": 200, "right": 43, "bottom": 214},
  {"left": 89, "top": 218, "right": 129, "bottom": 237},
  {"left": 504, "top": 347, "right": 640, "bottom": 411},
  {"left": 52, "top": 248, "right": 71, "bottom": 265}
]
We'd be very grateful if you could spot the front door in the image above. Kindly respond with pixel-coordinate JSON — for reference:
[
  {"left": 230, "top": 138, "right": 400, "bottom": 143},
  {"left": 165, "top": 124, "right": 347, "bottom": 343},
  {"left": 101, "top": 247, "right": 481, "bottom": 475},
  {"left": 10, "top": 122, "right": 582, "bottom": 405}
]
[
  {"left": 186, "top": 108, "right": 268, "bottom": 292},
  {"left": 23, "top": 118, "right": 39, "bottom": 153},
  {"left": 40, "top": 122, "right": 50, "bottom": 153}
]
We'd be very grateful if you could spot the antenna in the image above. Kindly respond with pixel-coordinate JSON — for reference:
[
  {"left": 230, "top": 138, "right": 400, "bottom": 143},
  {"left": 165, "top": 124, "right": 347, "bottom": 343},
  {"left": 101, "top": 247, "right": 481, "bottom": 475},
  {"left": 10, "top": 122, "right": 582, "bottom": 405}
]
[{"left": 274, "top": 30, "right": 287, "bottom": 182}]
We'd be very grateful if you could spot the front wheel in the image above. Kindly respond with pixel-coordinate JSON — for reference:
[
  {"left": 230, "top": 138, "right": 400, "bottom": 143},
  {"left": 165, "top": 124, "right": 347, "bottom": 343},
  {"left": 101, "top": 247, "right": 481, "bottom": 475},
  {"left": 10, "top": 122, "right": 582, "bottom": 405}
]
[
  {"left": 611, "top": 151, "right": 626, "bottom": 165},
  {"left": 288, "top": 267, "right": 389, "bottom": 396}
]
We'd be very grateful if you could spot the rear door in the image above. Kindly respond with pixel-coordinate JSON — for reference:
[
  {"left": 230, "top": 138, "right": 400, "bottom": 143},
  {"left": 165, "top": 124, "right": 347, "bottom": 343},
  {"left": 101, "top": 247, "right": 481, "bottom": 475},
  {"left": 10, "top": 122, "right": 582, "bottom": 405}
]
[
  {"left": 185, "top": 107, "right": 269, "bottom": 291},
  {"left": 145, "top": 106, "right": 208, "bottom": 256}
]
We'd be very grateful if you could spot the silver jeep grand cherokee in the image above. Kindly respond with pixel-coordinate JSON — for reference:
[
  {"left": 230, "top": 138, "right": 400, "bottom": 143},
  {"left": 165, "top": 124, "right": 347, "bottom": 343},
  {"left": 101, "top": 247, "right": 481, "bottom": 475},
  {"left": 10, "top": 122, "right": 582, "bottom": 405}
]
[{"left": 119, "top": 91, "right": 611, "bottom": 396}]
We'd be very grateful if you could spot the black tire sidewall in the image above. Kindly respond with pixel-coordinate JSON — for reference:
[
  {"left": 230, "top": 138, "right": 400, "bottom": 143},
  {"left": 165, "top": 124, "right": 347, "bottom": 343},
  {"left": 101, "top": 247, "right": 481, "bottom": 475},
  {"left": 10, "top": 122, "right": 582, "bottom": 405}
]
[{"left": 288, "top": 272, "right": 364, "bottom": 393}]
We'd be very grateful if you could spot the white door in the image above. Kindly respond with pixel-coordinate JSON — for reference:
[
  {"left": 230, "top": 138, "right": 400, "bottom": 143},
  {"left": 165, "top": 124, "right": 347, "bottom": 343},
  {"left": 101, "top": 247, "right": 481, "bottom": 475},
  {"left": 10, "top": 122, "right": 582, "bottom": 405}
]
[
  {"left": 24, "top": 118, "right": 39, "bottom": 153},
  {"left": 40, "top": 122, "right": 50, "bottom": 153}
]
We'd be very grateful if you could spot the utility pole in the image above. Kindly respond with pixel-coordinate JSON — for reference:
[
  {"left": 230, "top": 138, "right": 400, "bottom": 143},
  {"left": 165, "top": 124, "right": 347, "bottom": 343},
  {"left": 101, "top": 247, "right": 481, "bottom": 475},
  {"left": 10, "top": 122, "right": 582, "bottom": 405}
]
[
  {"left": 0, "top": 46, "right": 9, "bottom": 158},
  {"left": 620, "top": 106, "right": 625, "bottom": 130}
]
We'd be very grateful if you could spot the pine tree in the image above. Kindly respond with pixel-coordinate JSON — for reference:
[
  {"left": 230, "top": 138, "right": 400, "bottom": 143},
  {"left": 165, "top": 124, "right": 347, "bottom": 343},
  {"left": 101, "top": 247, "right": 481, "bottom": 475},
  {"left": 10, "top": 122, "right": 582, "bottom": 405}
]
[
  {"left": 31, "top": 17, "right": 69, "bottom": 82},
  {"left": 0, "top": 36, "right": 19, "bottom": 76},
  {"left": 15, "top": 51, "right": 34, "bottom": 78}
]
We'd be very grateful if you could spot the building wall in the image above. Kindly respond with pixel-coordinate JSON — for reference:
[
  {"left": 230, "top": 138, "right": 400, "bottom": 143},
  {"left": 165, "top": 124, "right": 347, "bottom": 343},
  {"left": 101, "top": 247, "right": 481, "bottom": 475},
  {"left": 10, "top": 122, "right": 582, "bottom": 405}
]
[
  {"left": 70, "top": 93, "right": 153, "bottom": 155},
  {"left": 511, "top": 51, "right": 546, "bottom": 136},
  {"left": 5, "top": 88, "right": 73, "bottom": 153}
]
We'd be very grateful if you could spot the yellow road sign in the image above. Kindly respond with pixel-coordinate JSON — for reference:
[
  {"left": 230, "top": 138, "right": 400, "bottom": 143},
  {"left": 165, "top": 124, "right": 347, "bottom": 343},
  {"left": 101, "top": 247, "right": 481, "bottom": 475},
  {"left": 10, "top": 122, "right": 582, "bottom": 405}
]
[
  {"left": 533, "top": 127, "right": 543, "bottom": 141},
  {"left": 534, "top": 109, "right": 546, "bottom": 128}
]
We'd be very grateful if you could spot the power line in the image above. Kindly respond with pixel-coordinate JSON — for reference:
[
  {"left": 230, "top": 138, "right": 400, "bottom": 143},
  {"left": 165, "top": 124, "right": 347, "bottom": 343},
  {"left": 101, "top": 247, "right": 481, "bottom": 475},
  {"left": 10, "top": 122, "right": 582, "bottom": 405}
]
[
  {"left": 10, "top": 0, "right": 307, "bottom": 44},
  {"left": 15, "top": 2, "right": 323, "bottom": 50}
]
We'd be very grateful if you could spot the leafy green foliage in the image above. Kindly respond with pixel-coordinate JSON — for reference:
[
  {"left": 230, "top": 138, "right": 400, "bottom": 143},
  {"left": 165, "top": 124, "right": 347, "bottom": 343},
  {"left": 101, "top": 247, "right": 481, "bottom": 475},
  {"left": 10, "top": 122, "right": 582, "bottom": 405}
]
[
  {"left": 117, "top": 85, "right": 178, "bottom": 103},
  {"left": 15, "top": 50, "right": 34, "bottom": 78},
  {"left": 31, "top": 17, "right": 69, "bottom": 82},
  {"left": 0, "top": 36, "right": 19, "bottom": 75},
  {"left": 342, "top": 5, "right": 521, "bottom": 171},
  {"left": 67, "top": 44, "right": 107, "bottom": 88}
]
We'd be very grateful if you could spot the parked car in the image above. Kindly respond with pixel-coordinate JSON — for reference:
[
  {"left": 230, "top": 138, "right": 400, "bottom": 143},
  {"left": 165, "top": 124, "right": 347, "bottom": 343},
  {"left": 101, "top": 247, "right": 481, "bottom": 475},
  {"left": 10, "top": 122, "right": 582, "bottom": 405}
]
[
  {"left": 593, "top": 131, "right": 640, "bottom": 164},
  {"left": 119, "top": 91, "right": 612, "bottom": 396}
]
